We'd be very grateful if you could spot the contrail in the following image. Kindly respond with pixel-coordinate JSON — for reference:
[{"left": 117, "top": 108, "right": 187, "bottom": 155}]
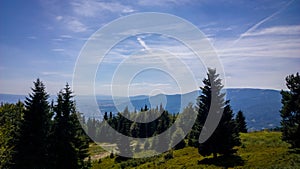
[
  {"left": 233, "top": 0, "right": 294, "bottom": 45},
  {"left": 136, "top": 36, "right": 173, "bottom": 70},
  {"left": 137, "top": 37, "right": 150, "bottom": 51}
]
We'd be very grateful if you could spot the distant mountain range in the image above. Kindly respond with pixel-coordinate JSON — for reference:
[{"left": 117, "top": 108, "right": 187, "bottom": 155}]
[{"left": 0, "top": 88, "right": 282, "bottom": 131}]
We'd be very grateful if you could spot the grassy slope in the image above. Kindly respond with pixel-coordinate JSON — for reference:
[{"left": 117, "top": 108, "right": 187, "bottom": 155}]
[{"left": 91, "top": 131, "right": 300, "bottom": 169}]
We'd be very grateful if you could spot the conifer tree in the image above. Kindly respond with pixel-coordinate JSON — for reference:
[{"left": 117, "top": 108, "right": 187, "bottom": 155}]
[
  {"left": 196, "top": 69, "right": 241, "bottom": 158},
  {"left": 13, "top": 78, "right": 52, "bottom": 169},
  {"left": 109, "top": 112, "right": 113, "bottom": 120},
  {"left": 115, "top": 107, "right": 133, "bottom": 159},
  {"left": 235, "top": 110, "right": 247, "bottom": 133},
  {"left": 152, "top": 110, "right": 171, "bottom": 152},
  {"left": 49, "top": 84, "right": 89, "bottom": 169},
  {"left": 130, "top": 122, "right": 139, "bottom": 137},
  {"left": 87, "top": 118, "right": 96, "bottom": 141},
  {"left": 104, "top": 112, "right": 108, "bottom": 121},
  {"left": 0, "top": 102, "right": 24, "bottom": 168},
  {"left": 170, "top": 128, "right": 186, "bottom": 150},
  {"left": 280, "top": 72, "right": 300, "bottom": 148}
]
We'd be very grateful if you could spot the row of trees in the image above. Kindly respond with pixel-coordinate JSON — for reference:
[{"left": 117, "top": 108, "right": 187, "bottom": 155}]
[
  {"left": 0, "top": 79, "right": 90, "bottom": 169},
  {"left": 84, "top": 68, "right": 247, "bottom": 158},
  {"left": 1, "top": 68, "right": 250, "bottom": 168}
]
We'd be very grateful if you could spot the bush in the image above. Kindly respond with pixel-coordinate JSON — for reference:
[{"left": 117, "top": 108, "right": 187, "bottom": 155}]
[
  {"left": 164, "top": 150, "right": 174, "bottom": 160},
  {"left": 110, "top": 151, "right": 114, "bottom": 158}
]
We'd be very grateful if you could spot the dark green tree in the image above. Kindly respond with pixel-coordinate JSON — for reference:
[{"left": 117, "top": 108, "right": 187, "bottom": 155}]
[
  {"left": 0, "top": 101, "right": 24, "bottom": 168},
  {"left": 170, "top": 128, "right": 186, "bottom": 150},
  {"left": 109, "top": 112, "right": 113, "bottom": 120},
  {"left": 130, "top": 122, "right": 139, "bottom": 137},
  {"left": 235, "top": 110, "right": 247, "bottom": 133},
  {"left": 115, "top": 107, "right": 133, "bottom": 159},
  {"left": 280, "top": 72, "right": 300, "bottom": 148},
  {"left": 13, "top": 79, "right": 53, "bottom": 169},
  {"left": 87, "top": 118, "right": 96, "bottom": 141},
  {"left": 49, "top": 84, "right": 90, "bottom": 169},
  {"left": 104, "top": 112, "right": 108, "bottom": 121},
  {"left": 196, "top": 68, "right": 241, "bottom": 158},
  {"left": 152, "top": 110, "right": 171, "bottom": 152}
]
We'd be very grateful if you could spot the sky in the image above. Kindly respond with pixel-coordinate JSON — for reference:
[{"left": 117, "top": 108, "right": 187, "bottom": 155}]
[{"left": 0, "top": 0, "right": 300, "bottom": 96}]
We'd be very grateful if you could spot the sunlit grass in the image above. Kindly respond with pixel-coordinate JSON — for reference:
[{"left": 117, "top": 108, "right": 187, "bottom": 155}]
[{"left": 91, "top": 131, "right": 300, "bottom": 169}]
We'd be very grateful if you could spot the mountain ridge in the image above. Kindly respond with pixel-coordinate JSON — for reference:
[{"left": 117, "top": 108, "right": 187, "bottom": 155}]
[{"left": 0, "top": 88, "right": 282, "bottom": 131}]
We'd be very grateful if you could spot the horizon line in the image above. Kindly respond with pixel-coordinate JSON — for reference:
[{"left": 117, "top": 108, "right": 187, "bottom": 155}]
[{"left": 0, "top": 87, "right": 282, "bottom": 97}]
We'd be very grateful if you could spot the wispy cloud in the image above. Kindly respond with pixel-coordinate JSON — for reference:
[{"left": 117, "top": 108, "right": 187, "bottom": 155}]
[
  {"left": 234, "top": 0, "right": 294, "bottom": 44},
  {"left": 138, "top": 0, "right": 195, "bottom": 6},
  {"left": 27, "top": 36, "right": 37, "bottom": 40},
  {"left": 71, "top": 0, "right": 135, "bottom": 17},
  {"left": 56, "top": 15, "right": 63, "bottom": 21},
  {"left": 214, "top": 24, "right": 300, "bottom": 90},
  {"left": 60, "top": 35, "right": 73, "bottom": 39},
  {"left": 217, "top": 25, "right": 300, "bottom": 59},
  {"left": 240, "top": 25, "right": 300, "bottom": 37},
  {"left": 66, "top": 19, "right": 88, "bottom": 33},
  {"left": 137, "top": 37, "right": 150, "bottom": 51},
  {"left": 41, "top": 71, "right": 72, "bottom": 78},
  {"left": 51, "top": 48, "right": 65, "bottom": 52}
]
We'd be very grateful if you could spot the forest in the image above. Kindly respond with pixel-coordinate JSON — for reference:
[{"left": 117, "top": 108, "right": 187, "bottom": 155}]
[{"left": 0, "top": 69, "right": 299, "bottom": 169}]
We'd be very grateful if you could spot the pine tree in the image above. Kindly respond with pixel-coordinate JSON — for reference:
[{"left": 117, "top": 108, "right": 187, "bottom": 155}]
[
  {"left": 130, "top": 122, "right": 139, "bottom": 137},
  {"left": 109, "top": 112, "right": 113, "bottom": 120},
  {"left": 196, "top": 68, "right": 241, "bottom": 158},
  {"left": 87, "top": 118, "right": 96, "bottom": 141},
  {"left": 235, "top": 110, "right": 247, "bottom": 133},
  {"left": 0, "top": 101, "right": 24, "bottom": 168},
  {"left": 280, "top": 72, "right": 300, "bottom": 148},
  {"left": 49, "top": 84, "right": 89, "bottom": 169},
  {"left": 13, "top": 78, "right": 52, "bottom": 169},
  {"left": 152, "top": 110, "right": 171, "bottom": 152},
  {"left": 115, "top": 107, "right": 133, "bottom": 159},
  {"left": 170, "top": 128, "right": 186, "bottom": 150},
  {"left": 104, "top": 112, "right": 108, "bottom": 121}
]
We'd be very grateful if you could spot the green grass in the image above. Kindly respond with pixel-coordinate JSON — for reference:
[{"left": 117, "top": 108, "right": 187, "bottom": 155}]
[
  {"left": 88, "top": 143, "right": 106, "bottom": 156},
  {"left": 90, "top": 131, "right": 300, "bottom": 169}
]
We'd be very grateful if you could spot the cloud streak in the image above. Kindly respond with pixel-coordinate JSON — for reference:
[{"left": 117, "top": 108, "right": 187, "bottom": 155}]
[
  {"left": 240, "top": 25, "right": 300, "bottom": 37},
  {"left": 66, "top": 19, "right": 88, "bottom": 33},
  {"left": 137, "top": 37, "right": 150, "bottom": 51},
  {"left": 234, "top": 0, "right": 294, "bottom": 44},
  {"left": 71, "top": 0, "right": 135, "bottom": 17}
]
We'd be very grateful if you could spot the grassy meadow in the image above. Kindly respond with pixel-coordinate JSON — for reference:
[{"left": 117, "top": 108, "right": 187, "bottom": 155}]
[{"left": 89, "top": 131, "right": 300, "bottom": 169}]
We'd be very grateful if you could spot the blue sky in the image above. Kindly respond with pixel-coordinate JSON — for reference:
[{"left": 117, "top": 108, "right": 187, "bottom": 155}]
[{"left": 0, "top": 0, "right": 299, "bottom": 96}]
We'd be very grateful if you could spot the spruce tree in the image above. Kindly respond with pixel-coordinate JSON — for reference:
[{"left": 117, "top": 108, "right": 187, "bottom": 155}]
[
  {"left": 0, "top": 102, "right": 24, "bottom": 168},
  {"left": 196, "top": 68, "right": 241, "bottom": 158},
  {"left": 49, "top": 84, "right": 89, "bottom": 168},
  {"left": 235, "top": 110, "right": 247, "bottom": 133},
  {"left": 87, "top": 118, "right": 96, "bottom": 141},
  {"left": 170, "top": 128, "right": 186, "bottom": 150},
  {"left": 280, "top": 72, "right": 300, "bottom": 148},
  {"left": 104, "top": 112, "right": 108, "bottom": 121},
  {"left": 13, "top": 78, "right": 52, "bottom": 169},
  {"left": 152, "top": 110, "right": 171, "bottom": 152},
  {"left": 115, "top": 107, "right": 133, "bottom": 159}
]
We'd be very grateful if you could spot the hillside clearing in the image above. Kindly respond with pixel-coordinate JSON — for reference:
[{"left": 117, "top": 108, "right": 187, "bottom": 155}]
[{"left": 90, "top": 131, "right": 300, "bottom": 168}]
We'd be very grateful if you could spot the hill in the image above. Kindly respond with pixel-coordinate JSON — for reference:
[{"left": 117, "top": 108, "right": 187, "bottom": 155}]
[
  {"left": 90, "top": 131, "right": 300, "bottom": 169},
  {"left": 96, "top": 88, "right": 281, "bottom": 130},
  {"left": 0, "top": 88, "right": 282, "bottom": 130}
]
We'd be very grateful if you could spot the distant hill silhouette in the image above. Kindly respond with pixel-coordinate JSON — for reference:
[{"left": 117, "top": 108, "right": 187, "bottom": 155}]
[{"left": 0, "top": 88, "right": 281, "bottom": 130}]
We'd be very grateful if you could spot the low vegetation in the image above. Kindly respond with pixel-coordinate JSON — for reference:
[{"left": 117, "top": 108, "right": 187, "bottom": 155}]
[{"left": 91, "top": 131, "right": 300, "bottom": 169}]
